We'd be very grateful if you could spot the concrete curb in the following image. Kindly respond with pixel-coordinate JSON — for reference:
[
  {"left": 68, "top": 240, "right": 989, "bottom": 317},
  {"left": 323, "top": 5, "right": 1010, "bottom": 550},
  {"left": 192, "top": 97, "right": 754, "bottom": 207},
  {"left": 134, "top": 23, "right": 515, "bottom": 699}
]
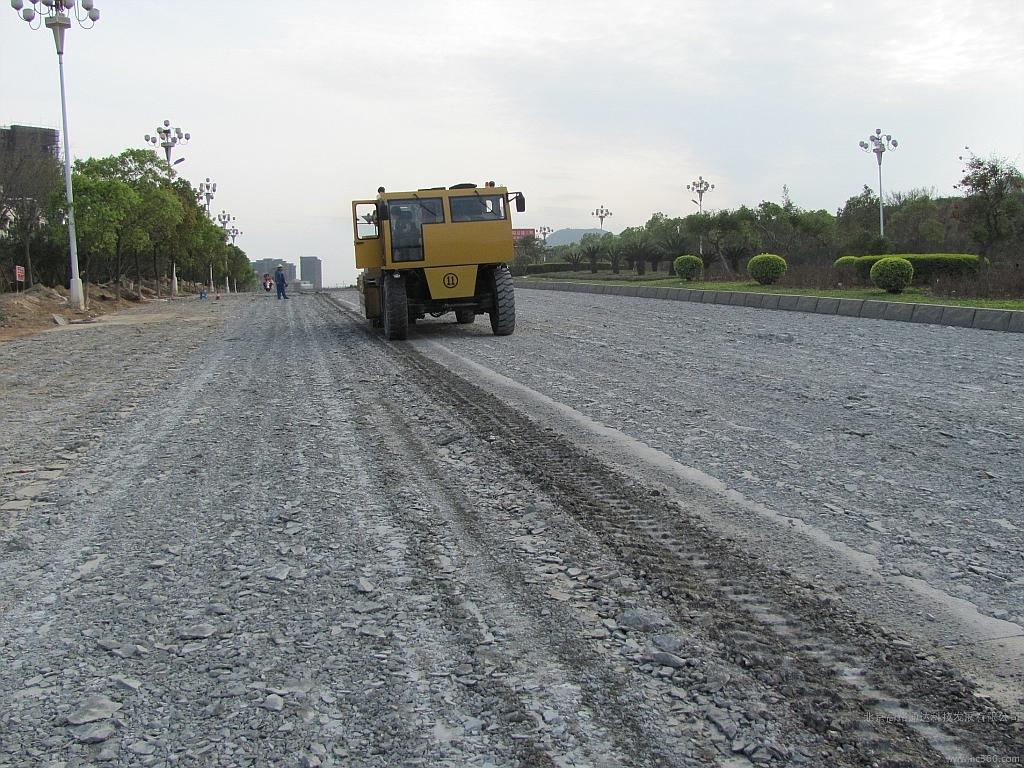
[{"left": 515, "top": 280, "right": 1023, "bottom": 333}]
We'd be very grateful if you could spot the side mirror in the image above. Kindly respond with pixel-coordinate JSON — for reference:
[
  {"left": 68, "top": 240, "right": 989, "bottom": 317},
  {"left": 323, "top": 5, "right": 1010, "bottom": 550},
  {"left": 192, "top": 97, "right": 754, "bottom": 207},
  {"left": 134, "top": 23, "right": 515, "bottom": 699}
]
[
  {"left": 376, "top": 201, "right": 390, "bottom": 222},
  {"left": 515, "top": 193, "right": 526, "bottom": 213}
]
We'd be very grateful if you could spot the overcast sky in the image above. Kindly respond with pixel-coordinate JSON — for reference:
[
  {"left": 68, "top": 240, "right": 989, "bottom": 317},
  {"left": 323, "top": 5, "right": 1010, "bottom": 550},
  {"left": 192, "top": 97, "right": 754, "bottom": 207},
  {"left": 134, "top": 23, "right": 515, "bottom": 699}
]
[{"left": 2, "top": 0, "right": 1022, "bottom": 286}]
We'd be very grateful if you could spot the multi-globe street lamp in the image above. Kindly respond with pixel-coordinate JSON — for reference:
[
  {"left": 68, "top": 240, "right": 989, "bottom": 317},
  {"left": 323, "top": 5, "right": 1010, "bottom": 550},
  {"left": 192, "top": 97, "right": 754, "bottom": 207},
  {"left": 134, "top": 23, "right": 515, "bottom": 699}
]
[
  {"left": 686, "top": 176, "right": 715, "bottom": 256},
  {"left": 144, "top": 120, "right": 191, "bottom": 297},
  {"left": 536, "top": 225, "right": 553, "bottom": 243},
  {"left": 11, "top": 0, "right": 101, "bottom": 311},
  {"left": 144, "top": 120, "right": 190, "bottom": 175},
  {"left": 592, "top": 205, "right": 613, "bottom": 230},
  {"left": 196, "top": 177, "right": 216, "bottom": 216},
  {"left": 859, "top": 128, "right": 899, "bottom": 238}
]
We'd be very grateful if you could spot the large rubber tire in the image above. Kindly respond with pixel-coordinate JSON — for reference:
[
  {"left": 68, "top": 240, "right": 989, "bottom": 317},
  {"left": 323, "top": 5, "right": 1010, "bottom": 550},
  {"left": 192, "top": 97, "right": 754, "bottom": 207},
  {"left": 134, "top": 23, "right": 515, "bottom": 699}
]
[
  {"left": 455, "top": 308, "right": 475, "bottom": 325},
  {"left": 382, "top": 274, "right": 409, "bottom": 340},
  {"left": 489, "top": 266, "right": 515, "bottom": 336}
]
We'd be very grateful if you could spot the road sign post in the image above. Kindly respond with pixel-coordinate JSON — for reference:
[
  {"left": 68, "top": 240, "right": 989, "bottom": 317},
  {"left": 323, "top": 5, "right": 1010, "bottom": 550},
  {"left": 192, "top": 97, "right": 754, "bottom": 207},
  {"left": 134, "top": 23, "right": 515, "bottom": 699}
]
[{"left": 15, "top": 265, "right": 25, "bottom": 292}]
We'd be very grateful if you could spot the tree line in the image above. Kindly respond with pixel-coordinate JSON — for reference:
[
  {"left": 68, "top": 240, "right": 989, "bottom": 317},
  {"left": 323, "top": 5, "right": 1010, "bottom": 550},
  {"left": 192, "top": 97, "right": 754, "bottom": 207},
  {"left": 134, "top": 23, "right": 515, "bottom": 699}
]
[
  {"left": 515, "top": 155, "right": 1024, "bottom": 283},
  {"left": 0, "top": 146, "right": 253, "bottom": 295}
]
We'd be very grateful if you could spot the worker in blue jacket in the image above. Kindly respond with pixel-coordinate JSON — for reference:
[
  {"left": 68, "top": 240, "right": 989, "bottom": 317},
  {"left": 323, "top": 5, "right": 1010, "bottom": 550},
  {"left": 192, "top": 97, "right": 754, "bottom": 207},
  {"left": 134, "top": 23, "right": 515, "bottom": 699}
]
[{"left": 274, "top": 266, "right": 289, "bottom": 300}]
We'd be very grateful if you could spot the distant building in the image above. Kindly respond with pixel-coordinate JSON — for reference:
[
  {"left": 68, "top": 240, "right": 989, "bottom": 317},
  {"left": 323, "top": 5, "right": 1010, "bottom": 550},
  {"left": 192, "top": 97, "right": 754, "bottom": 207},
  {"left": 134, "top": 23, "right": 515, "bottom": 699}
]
[
  {"left": 512, "top": 228, "right": 536, "bottom": 242},
  {"left": 1, "top": 125, "right": 61, "bottom": 233},
  {"left": 251, "top": 258, "right": 297, "bottom": 284},
  {"left": 250, "top": 258, "right": 276, "bottom": 277},
  {"left": 0, "top": 124, "right": 60, "bottom": 166},
  {"left": 299, "top": 256, "right": 323, "bottom": 290}
]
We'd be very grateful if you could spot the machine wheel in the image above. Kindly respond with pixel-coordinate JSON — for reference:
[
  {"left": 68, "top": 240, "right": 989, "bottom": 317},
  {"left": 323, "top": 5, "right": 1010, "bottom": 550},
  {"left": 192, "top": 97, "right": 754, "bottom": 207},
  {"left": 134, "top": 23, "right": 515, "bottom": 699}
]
[
  {"left": 489, "top": 266, "right": 515, "bottom": 336},
  {"left": 455, "top": 308, "right": 475, "bottom": 324},
  {"left": 382, "top": 274, "right": 409, "bottom": 340}
]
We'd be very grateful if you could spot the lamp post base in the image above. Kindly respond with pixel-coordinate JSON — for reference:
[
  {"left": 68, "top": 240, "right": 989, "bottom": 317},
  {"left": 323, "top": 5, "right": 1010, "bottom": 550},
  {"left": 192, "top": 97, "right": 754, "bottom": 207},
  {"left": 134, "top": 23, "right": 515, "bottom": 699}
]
[
  {"left": 69, "top": 277, "right": 85, "bottom": 311},
  {"left": 171, "top": 264, "right": 178, "bottom": 298}
]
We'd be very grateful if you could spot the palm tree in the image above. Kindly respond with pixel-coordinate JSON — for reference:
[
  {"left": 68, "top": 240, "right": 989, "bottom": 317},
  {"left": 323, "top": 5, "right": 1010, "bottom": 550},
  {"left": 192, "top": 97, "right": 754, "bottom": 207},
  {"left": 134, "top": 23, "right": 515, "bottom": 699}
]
[
  {"left": 653, "top": 223, "right": 690, "bottom": 273},
  {"left": 618, "top": 228, "right": 657, "bottom": 275},
  {"left": 565, "top": 246, "right": 583, "bottom": 270},
  {"left": 607, "top": 236, "right": 625, "bottom": 274},
  {"left": 578, "top": 237, "right": 604, "bottom": 273}
]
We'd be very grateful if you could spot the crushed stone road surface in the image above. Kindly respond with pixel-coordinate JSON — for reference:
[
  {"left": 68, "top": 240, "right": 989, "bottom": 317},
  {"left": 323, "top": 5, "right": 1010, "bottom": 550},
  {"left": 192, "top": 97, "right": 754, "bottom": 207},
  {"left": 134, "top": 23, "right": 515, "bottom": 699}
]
[{"left": 0, "top": 292, "right": 1020, "bottom": 767}]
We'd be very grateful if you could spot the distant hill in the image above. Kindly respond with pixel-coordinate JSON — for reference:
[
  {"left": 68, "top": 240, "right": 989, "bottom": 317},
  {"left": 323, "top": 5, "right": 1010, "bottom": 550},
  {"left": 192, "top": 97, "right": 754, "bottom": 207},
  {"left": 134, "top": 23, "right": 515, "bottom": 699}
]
[{"left": 546, "top": 228, "right": 611, "bottom": 247}]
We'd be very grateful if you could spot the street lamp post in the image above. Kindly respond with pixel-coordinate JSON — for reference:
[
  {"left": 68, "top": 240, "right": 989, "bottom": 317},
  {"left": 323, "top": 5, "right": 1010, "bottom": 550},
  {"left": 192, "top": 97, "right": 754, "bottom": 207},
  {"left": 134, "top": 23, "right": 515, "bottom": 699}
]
[
  {"left": 536, "top": 225, "right": 553, "bottom": 243},
  {"left": 225, "top": 226, "right": 242, "bottom": 293},
  {"left": 686, "top": 176, "right": 715, "bottom": 256},
  {"left": 216, "top": 211, "right": 236, "bottom": 294},
  {"left": 12, "top": 0, "right": 101, "bottom": 312},
  {"left": 145, "top": 120, "right": 191, "bottom": 297},
  {"left": 592, "top": 205, "right": 613, "bottom": 230},
  {"left": 859, "top": 128, "right": 899, "bottom": 238}
]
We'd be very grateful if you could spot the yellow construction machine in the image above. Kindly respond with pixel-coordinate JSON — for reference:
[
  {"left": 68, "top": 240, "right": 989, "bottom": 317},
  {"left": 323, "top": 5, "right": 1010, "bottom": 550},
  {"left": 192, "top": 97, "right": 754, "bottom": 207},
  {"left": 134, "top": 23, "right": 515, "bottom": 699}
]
[{"left": 352, "top": 182, "right": 525, "bottom": 339}]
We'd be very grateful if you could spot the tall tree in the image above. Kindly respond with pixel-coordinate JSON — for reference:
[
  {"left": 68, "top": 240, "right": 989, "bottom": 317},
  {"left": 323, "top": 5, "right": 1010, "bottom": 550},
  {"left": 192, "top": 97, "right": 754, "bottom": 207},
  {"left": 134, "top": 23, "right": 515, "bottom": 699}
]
[
  {"left": 65, "top": 173, "right": 138, "bottom": 301},
  {"left": 955, "top": 152, "right": 1024, "bottom": 262},
  {"left": 706, "top": 208, "right": 758, "bottom": 275},
  {"left": 885, "top": 190, "right": 945, "bottom": 253},
  {"left": 647, "top": 214, "right": 690, "bottom": 272},
  {"left": 513, "top": 234, "right": 544, "bottom": 269},
  {"left": 836, "top": 185, "right": 889, "bottom": 255},
  {"left": 2, "top": 147, "right": 62, "bottom": 286}
]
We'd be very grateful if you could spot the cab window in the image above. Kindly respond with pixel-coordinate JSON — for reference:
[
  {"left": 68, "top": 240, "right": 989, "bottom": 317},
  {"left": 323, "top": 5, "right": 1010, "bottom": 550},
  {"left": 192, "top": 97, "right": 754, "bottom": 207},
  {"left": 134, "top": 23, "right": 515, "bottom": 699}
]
[
  {"left": 450, "top": 194, "right": 506, "bottom": 222},
  {"left": 355, "top": 202, "right": 379, "bottom": 239},
  {"left": 389, "top": 198, "right": 443, "bottom": 262}
]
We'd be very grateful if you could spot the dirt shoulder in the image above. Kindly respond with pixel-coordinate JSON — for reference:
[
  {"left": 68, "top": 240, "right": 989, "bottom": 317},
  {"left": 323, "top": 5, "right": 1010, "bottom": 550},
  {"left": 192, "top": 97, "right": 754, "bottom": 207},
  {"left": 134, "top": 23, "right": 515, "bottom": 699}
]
[{"left": 0, "top": 284, "right": 206, "bottom": 342}]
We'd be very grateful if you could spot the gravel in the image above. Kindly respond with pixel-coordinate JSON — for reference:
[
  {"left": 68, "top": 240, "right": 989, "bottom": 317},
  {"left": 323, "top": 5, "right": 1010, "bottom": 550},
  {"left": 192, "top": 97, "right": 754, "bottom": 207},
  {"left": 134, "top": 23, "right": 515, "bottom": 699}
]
[
  {"left": 0, "top": 291, "right": 1019, "bottom": 767},
  {"left": 403, "top": 288, "right": 1024, "bottom": 624}
]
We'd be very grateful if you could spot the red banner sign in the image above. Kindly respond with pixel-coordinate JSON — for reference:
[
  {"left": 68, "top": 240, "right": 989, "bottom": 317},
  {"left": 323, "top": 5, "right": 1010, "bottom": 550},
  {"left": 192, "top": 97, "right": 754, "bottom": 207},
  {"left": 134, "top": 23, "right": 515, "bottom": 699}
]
[{"left": 14, "top": 265, "right": 25, "bottom": 282}]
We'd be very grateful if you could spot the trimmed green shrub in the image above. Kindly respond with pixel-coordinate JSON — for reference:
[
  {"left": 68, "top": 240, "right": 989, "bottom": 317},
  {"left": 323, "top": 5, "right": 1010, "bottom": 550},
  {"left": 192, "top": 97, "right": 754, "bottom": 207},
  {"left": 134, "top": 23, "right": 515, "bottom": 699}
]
[
  {"left": 747, "top": 253, "right": 787, "bottom": 285},
  {"left": 833, "top": 255, "right": 857, "bottom": 271},
  {"left": 673, "top": 255, "right": 703, "bottom": 281},
  {"left": 870, "top": 257, "right": 914, "bottom": 293}
]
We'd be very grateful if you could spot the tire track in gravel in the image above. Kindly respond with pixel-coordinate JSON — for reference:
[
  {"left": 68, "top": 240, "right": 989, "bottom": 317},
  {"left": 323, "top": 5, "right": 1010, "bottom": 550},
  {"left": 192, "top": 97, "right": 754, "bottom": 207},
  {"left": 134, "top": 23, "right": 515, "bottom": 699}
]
[
  {"left": 355, "top": 397, "right": 668, "bottom": 767},
  {"left": 301, "top": 297, "right": 566, "bottom": 767},
  {"left": 317, "top": 301, "right": 728, "bottom": 767},
  {"left": 322, "top": 293, "right": 1022, "bottom": 767}
]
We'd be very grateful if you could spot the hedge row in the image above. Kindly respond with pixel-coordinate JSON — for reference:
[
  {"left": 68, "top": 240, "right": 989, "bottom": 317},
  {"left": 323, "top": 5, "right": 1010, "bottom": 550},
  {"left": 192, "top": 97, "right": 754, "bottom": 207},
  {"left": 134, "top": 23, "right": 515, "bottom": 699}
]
[
  {"left": 834, "top": 253, "right": 979, "bottom": 283},
  {"left": 523, "top": 262, "right": 613, "bottom": 274},
  {"left": 524, "top": 262, "right": 576, "bottom": 274}
]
